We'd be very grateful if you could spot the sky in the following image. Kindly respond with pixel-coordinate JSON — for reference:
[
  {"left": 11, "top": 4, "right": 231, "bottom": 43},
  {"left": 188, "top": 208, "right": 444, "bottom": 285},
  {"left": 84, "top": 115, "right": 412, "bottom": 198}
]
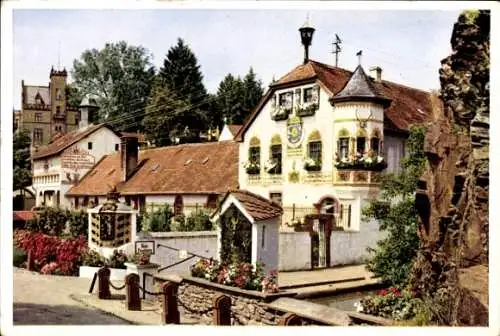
[{"left": 12, "top": 8, "right": 462, "bottom": 110}]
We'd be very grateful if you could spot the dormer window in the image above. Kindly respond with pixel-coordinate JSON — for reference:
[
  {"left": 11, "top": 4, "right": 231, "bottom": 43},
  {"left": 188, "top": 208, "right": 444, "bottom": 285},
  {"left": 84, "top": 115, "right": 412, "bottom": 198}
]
[
  {"left": 35, "top": 93, "right": 44, "bottom": 105},
  {"left": 303, "top": 87, "right": 314, "bottom": 103},
  {"left": 278, "top": 91, "right": 293, "bottom": 108}
]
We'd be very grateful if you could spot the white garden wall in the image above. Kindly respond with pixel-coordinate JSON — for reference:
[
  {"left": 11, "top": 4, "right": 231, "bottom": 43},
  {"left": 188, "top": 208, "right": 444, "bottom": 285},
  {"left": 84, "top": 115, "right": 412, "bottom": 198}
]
[{"left": 278, "top": 231, "right": 311, "bottom": 271}]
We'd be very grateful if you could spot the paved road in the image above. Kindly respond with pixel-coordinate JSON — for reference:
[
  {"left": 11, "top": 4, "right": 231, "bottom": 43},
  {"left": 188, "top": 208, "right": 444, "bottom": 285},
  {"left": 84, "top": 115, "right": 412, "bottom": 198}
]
[{"left": 13, "top": 267, "right": 130, "bottom": 325}]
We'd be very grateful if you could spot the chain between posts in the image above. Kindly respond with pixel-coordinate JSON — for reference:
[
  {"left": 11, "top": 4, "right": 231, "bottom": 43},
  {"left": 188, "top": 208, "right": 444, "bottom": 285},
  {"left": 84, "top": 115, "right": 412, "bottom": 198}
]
[
  {"left": 109, "top": 281, "right": 126, "bottom": 290},
  {"left": 177, "top": 294, "right": 213, "bottom": 315}
]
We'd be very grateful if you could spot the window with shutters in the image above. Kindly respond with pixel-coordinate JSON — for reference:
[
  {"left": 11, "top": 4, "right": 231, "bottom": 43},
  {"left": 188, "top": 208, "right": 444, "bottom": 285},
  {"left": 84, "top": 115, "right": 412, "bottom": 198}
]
[{"left": 338, "top": 138, "right": 349, "bottom": 159}]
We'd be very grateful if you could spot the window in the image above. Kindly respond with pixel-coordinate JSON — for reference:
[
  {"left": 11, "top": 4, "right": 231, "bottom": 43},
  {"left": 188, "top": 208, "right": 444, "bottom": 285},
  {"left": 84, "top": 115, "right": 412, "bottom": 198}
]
[
  {"left": 174, "top": 195, "right": 183, "bottom": 216},
  {"left": 340, "top": 204, "right": 352, "bottom": 229},
  {"left": 33, "top": 128, "right": 43, "bottom": 143},
  {"left": 35, "top": 112, "right": 42, "bottom": 122},
  {"left": 278, "top": 91, "right": 293, "bottom": 108},
  {"left": 35, "top": 97, "right": 43, "bottom": 105},
  {"left": 249, "top": 146, "right": 260, "bottom": 164},
  {"left": 270, "top": 192, "right": 282, "bottom": 205},
  {"left": 56, "top": 106, "right": 61, "bottom": 115},
  {"left": 270, "top": 144, "right": 282, "bottom": 174},
  {"left": 83, "top": 197, "right": 89, "bottom": 207},
  {"left": 357, "top": 137, "right": 366, "bottom": 156},
  {"left": 88, "top": 142, "right": 93, "bottom": 150},
  {"left": 56, "top": 88, "right": 63, "bottom": 100},
  {"left": 206, "top": 194, "right": 218, "bottom": 208},
  {"left": 308, "top": 141, "right": 322, "bottom": 164},
  {"left": 303, "top": 87, "right": 314, "bottom": 103},
  {"left": 115, "top": 144, "right": 119, "bottom": 151},
  {"left": 75, "top": 197, "right": 79, "bottom": 209},
  {"left": 261, "top": 225, "right": 266, "bottom": 249},
  {"left": 338, "top": 138, "right": 349, "bottom": 159},
  {"left": 371, "top": 137, "right": 380, "bottom": 156}
]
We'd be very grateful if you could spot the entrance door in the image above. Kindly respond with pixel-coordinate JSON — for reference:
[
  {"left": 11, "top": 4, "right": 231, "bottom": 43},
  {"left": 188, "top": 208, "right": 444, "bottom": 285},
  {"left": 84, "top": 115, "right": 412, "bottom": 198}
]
[{"left": 307, "top": 215, "right": 332, "bottom": 269}]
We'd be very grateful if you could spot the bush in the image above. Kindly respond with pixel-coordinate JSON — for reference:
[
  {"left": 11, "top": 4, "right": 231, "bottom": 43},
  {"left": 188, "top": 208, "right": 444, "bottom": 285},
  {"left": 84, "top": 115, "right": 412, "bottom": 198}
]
[
  {"left": 190, "top": 258, "right": 279, "bottom": 293},
  {"left": 142, "top": 204, "right": 173, "bottom": 232},
  {"left": 82, "top": 249, "right": 106, "bottom": 267},
  {"left": 26, "top": 207, "right": 67, "bottom": 236},
  {"left": 14, "top": 229, "right": 88, "bottom": 275},
  {"left": 357, "top": 287, "right": 423, "bottom": 321},
  {"left": 106, "top": 250, "right": 128, "bottom": 269},
  {"left": 13, "top": 247, "right": 27, "bottom": 267},
  {"left": 66, "top": 209, "right": 88, "bottom": 237},
  {"left": 183, "top": 209, "right": 213, "bottom": 231}
]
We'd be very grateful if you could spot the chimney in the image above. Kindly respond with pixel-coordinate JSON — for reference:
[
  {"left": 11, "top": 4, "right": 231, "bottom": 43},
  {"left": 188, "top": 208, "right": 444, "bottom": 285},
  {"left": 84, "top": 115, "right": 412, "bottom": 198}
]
[
  {"left": 120, "top": 136, "right": 139, "bottom": 182},
  {"left": 369, "top": 66, "right": 382, "bottom": 82}
]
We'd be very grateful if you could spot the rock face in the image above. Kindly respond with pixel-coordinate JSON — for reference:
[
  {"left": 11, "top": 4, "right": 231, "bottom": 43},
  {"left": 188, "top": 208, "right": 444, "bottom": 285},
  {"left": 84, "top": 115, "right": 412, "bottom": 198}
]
[{"left": 410, "top": 10, "right": 489, "bottom": 326}]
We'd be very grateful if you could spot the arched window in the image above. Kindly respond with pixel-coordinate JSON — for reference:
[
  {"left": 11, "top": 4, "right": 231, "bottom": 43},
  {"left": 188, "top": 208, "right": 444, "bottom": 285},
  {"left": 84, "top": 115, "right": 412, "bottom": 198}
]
[
  {"left": 249, "top": 137, "right": 261, "bottom": 166},
  {"left": 337, "top": 129, "right": 350, "bottom": 160},
  {"left": 356, "top": 128, "right": 367, "bottom": 157},
  {"left": 268, "top": 135, "right": 282, "bottom": 174},
  {"left": 306, "top": 130, "right": 322, "bottom": 170},
  {"left": 174, "top": 195, "right": 183, "bottom": 216},
  {"left": 371, "top": 128, "right": 381, "bottom": 156}
]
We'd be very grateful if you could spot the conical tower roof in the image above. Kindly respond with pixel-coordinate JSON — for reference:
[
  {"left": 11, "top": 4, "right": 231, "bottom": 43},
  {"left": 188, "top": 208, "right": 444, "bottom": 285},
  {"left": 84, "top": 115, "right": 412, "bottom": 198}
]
[{"left": 331, "top": 65, "right": 391, "bottom": 107}]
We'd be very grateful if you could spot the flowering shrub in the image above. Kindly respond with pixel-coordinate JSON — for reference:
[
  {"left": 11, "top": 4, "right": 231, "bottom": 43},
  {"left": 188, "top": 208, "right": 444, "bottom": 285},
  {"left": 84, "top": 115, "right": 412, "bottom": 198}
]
[
  {"left": 355, "top": 287, "right": 422, "bottom": 321},
  {"left": 130, "top": 251, "right": 151, "bottom": 265},
  {"left": 13, "top": 229, "right": 88, "bottom": 275},
  {"left": 244, "top": 161, "right": 260, "bottom": 175},
  {"left": 334, "top": 151, "right": 387, "bottom": 171},
  {"left": 190, "top": 258, "right": 279, "bottom": 293},
  {"left": 303, "top": 157, "right": 321, "bottom": 171},
  {"left": 83, "top": 249, "right": 106, "bottom": 267},
  {"left": 106, "top": 250, "right": 128, "bottom": 269}
]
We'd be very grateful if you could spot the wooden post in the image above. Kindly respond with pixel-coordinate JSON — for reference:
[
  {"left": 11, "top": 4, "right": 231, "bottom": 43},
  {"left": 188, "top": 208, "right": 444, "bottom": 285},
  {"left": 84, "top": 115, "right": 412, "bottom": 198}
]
[
  {"left": 213, "top": 294, "right": 231, "bottom": 326},
  {"left": 278, "top": 312, "right": 302, "bottom": 326},
  {"left": 97, "top": 266, "right": 111, "bottom": 299},
  {"left": 125, "top": 273, "right": 141, "bottom": 311},
  {"left": 26, "top": 249, "right": 35, "bottom": 271},
  {"left": 161, "top": 281, "right": 180, "bottom": 324}
]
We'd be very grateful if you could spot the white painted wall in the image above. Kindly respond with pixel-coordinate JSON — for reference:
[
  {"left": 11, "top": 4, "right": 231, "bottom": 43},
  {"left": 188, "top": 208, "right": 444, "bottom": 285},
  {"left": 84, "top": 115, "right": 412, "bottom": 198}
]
[
  {"left": 33, "top": 126, "right": 121, "bottom": 208},
  {"left": 278, "top": 231, "right": 311, "bottom": 271},
  {"left": 252, "top": 218, "right": 280, "bottom": 274}
]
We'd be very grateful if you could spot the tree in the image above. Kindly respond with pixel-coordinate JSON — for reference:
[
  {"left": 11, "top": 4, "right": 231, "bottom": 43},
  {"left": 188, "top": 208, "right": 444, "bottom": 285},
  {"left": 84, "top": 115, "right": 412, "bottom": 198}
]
[
  {"left": 13, "top": 129, "right": 32, "bottom": 191},
  {"left": 142, "top": 78, "right": 205, "bottom": 146},
  {"left": 215, "top": 68, "right": 264, "bottom": 127},
  {"left": 65, "top": 83, "right": 84, "bottom": 108},
  {"left": 71, "top": 41, "right": 155, "bottom": 132},
  {"left": 158, "top": 38, "right": 207, "bottom": 106},
  {"left": 362, "top": 124, "right": 428, "bottom": 286}
]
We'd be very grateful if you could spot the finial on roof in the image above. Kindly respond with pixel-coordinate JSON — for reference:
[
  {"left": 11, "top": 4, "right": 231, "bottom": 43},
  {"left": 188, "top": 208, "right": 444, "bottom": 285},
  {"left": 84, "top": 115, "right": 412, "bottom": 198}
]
[
  {"left": 299, "top": 15, "right": 315, "bottom": 64},
  {"left": 356, "top": 50, "right": 363, "bottom": 66}
]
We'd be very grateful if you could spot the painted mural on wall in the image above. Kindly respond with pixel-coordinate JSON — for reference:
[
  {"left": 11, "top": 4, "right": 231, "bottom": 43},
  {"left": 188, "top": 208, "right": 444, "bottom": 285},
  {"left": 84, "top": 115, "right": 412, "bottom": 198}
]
[{"left": 61, "top": 146, "right": 95, "bottom": 184}]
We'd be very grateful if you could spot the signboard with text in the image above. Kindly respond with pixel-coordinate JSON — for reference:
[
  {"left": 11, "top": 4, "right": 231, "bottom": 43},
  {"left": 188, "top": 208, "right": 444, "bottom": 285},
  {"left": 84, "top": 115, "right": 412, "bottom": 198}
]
[
  {"left": 61, "top": 146, "right": 95, "bottom": 172},
  {"left": 135, "top": 240, "right": 155, "bottom": 255}
]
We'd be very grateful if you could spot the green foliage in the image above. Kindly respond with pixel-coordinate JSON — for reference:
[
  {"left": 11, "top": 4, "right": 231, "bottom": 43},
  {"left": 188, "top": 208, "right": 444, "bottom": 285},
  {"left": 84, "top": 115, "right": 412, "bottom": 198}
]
[
  {"left": 215, "top": 68, "right": 264, "bottom": 127},
  {"left": 71, "top": 41, "right": 155, "bottom": 132},
  {"left": 106, "top": 250, "right": 128, "bottom": 269},
  {"left": 13, "top": 129, "right": 32, "bottom": 191},
  {"left": 143, "top": 78, "right": 203, "bottom": 146},
  {"left": 359, "top": 287, "right": 423, "bottom": 321},
  {"left": 219, "top": 205, "right": 252, "bottom": 264},
  {"left": 177, "top": 209, "right": 213, "bottom": 231},
  {"left": 141, "top": 204, "right": 173, "bottom": 232},
  {"left": 65, "top": 83, "right": 84, "bottom": 109},
  {"left": 13, "top": 247, "right": 27, "bottom": 267},
  {"left": 363, "top": 125, "right": 428, "bottom": 286},
  {"left": 66, "top": 209, "right": 88, "bottom": 237},
  {"left": 82, "top": 249, "right": 106, "bottom": 267},
  {"left": 26, "top": 207, "right": 88, "bottom": 237}
]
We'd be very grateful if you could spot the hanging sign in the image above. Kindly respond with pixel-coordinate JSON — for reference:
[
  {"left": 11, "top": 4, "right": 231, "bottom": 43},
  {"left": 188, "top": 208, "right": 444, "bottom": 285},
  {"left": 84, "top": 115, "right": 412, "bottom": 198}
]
[{"left": 135, "top": 240, "right": 155, "bottom": 255}]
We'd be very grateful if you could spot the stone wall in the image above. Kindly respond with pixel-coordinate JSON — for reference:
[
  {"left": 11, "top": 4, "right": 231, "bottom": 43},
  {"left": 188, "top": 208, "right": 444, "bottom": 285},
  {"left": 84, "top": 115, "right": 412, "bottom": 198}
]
[{"left": 176, "top": 282, "right": 282, "bottom": 325}]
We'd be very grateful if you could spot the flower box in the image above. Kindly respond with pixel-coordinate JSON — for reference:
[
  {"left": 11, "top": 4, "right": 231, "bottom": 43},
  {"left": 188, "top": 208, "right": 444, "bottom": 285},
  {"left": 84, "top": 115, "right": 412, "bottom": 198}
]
[
  {"left": 271, "top": 108, "right": 291, "bottom": 121},
  {"left": 297, "top": 103, "right": 318, "bottom": 117},
  {"left": 244, "top": 162, "right": 260, "bottom": 175},
  {"left": 78, "top": 265, "right": 128, "bottom": 281}
]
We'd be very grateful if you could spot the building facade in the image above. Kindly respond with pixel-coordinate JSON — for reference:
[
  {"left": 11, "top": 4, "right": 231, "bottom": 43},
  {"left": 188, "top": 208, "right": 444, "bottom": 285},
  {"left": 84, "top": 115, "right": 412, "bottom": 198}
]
[
  {"left": 18, "top": 68, "right": 83, "bottom": 146},
  {"left": 31, "top": 124, "right": 122, "bottom": 208},
  {"left": 235, "top": 22, "right": 434, "bottom": 233}
]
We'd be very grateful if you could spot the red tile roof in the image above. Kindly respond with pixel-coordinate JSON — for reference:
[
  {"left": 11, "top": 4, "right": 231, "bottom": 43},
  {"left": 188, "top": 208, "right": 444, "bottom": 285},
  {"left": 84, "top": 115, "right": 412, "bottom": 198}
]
[
  {"left": 236, "top": 59, "right": 436, "bottom": 140},
  {"left": 13, "top": 211, "right": 35, "bottom": 221},
  {"left": 227, "top": 125, "right": 243, "bottom": 137},
  {"left": 31, "top": 124, "right": 117, "bottom": 160},
  {"left": 67, "top": 141, "right": 239, "bottom": 196},
  {"left": 222, "top": 189, "right": 283, "bottom": 221}
]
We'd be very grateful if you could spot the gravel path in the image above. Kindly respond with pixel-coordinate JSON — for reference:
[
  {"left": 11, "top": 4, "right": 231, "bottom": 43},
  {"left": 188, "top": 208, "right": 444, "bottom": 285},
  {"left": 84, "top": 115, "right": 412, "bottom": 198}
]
[{"left": 13, "top": 267, "right": 130, "bottom": 325}]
